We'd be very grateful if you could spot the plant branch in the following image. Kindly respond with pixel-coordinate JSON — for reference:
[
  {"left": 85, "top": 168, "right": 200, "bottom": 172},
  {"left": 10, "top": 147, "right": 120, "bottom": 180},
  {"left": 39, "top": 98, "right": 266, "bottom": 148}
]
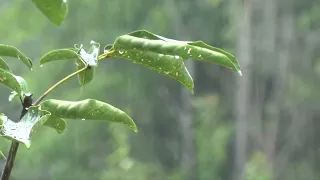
[
  {"left": 0, "top": 95, "right": 33, "bottom": 180},
  {"left": 33, "top": 65, "right": 88, "bottom": 105},
  {"left": 1, "top": 65, "right": 88, "bottom": 180}
]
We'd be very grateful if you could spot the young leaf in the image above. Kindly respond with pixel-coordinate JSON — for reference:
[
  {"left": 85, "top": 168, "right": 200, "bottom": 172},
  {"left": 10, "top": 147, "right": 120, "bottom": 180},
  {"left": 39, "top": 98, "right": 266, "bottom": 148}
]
[
  {"left": 0, "top": 57, "right": 10, "bottom": 71},
  {"left": 0, "top": 68, "right": 27, "bottom": 97},
  {"left": 44, "top": 117, "right": 66, "bottom": 134},
  {"left": 76, "top": 41, "right": 100, "bottom": 85},
  {"left": 76, "top": 61, "right": 95, "bottom": 85},
  {"left": 39, "top": 49, "right": 81, "bottom": 66},
  {"left": 0, "top": 44, "right": 32, "bottom": 69},
  {"left": 32, "top": 0, "right": 68, "bottom": 26},
  {"left": 0, "top": 107, "right": 50, "bottom": 148},
  {"left": 39, "top": 99, "right": 138, "bottom": 132}
]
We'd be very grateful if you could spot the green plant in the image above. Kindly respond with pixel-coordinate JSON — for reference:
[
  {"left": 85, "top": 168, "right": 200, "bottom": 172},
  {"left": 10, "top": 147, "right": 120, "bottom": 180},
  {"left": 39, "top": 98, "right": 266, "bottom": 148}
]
[{"left": 0, "top": 1, "right": 242, "bottom": 179}]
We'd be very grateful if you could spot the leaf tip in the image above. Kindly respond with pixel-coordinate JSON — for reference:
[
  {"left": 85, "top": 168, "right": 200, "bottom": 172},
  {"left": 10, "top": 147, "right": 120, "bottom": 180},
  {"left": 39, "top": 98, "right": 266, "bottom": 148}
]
[{"left": 237, "top": 70, "right": 243, "bottom": 76}]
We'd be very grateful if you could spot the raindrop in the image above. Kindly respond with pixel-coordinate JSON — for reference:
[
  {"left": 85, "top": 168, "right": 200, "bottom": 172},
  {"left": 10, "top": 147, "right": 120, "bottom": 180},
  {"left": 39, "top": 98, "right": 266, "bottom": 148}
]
[
  {"left": 159, "top": 67, "right": 162, "bottom": 70},
  {"left": 176, "top": 72, "right": 178, "bottom": 76},
  {"left": 198, "top": 55, "right": 202, "bottom": 58},
  {"left": 174, "top": 55, "right": 180, "bottom": 60},
  {"left": 164, "top": 71, "right": 169, "bottom": 74},
  {"left": 141, "top": 59, "right": 144, "bottom": 62},
  {"left": 81, "top": 118, "right": 86, "bottom": 121},
  {"left": 118, "top": 50, "right": 125, "bottom": 55},
  {"left": 238, "top": 70, "right": 243, "bottom": 76},
  {"left": 40, "top": 65, "right": 43, "bottom": 68},
  {"left": 187, "top": 48, "right": 191, "bottom": 54}
]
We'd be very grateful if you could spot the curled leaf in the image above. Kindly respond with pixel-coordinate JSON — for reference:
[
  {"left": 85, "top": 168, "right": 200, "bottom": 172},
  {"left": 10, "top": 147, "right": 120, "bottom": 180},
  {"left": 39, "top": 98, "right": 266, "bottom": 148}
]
[
  {"left": 44, "top": 117, "right": 66, "bottom": 134},
  {"left": 0, "top": 44, "right": 32, "bottom": 69},
  {"left": 0, "top": 107, "right": 50, "bottom": 148},
  {"left": 0, "top": 68, "right": 27, "bottom": 97},
  {"left": 40, "top": 99, "right": 138, "bottom": 132},
  {"left": 75, "top": 41, "right": 100, "bottom": 85},
  {"left": 0, "top": 57, "right": 10, "bottom": 71}
]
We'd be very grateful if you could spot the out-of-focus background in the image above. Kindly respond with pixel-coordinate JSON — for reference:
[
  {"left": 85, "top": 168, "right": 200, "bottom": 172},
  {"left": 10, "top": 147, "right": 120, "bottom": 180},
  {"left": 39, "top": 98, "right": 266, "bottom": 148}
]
[{"left": 0, "top": 0, "right": 319, "bottom": 179}]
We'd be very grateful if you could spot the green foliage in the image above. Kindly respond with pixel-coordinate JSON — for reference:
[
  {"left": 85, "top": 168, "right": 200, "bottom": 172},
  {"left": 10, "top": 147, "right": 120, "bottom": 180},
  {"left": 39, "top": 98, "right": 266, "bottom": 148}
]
[
  {"left": 0, "top": 69, "right": 27, "bottom": 97},
  {"left": 105, "top": 30, "right": 242, "bottom": 92},
  {"left": 39, "top": 99, "right": 138, "bottom": 132},
  {"left": 32, "top": 0, "right": 68, "bottom": 26},
  {"left": 43, "top": 117, "right": 66, "bottom": 134},
  {"left": 0, "top": 1, "right": 244, "bottom": 179},
  {"left": 0, "top": 106, "right": 50, "bottom": 148},
  {"left": 0, "top": 44, "right": 32, "bottom": 69}
]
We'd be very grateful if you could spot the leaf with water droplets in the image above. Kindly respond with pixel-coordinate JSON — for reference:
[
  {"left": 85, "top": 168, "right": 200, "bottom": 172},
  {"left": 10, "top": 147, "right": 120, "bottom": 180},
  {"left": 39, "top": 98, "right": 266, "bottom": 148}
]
[
  {"left": 0, "top": 57, "right": 10, "bottom": 71},
  {"left": 39, "top": 49, "right": 81, "bottom": 66},
  {"left": 39, "top": 99, "right": 138, "bottom": 132},
  {"left": 43, "top": 117, "right": 66, "bottom": 134},
  {"left": 0, "top": 44, "right": 32, "bottom": 69},
  {"left": 0, "top": 68, "right": 27, "bottom": 97},
  {"left": 0, "top": 106, "right": 51, "bottom": 148},
  {"left": 32, "top": 0, "right": 68, "bottom": 26},
  {"left": 114, "top": 30, "right": 241, "bottom": 74},
  {"left": 104, "top": 30, "right": 242, "bottom": 92},
  {"left": 110, "top": 50, "right": 194, "bottom": 92}
]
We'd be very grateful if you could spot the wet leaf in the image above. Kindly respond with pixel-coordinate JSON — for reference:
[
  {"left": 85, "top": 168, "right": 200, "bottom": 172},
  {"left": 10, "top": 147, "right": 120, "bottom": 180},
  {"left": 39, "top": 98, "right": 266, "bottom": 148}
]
[
  {"left": 0, "top": 44, "right": 32, "bottom": 69},
  {"left": 0, "top": 57, "right": 10, "bottom": 71},
  {"left": 40, "top": 99, "right": 138, "bottom": 132},
  {"left": 0, "top": 107, "right": 50, "bottom": 148},
  {"left": 39, "top": 49, "right": 81, "bottom": 66},
  {"left": 32, "top": 0, "right": 68, "bottom": 26},
  {"left": 44, "top": 117, "right": 66, "bottom": 134},
  {"left": 110, "top": 50, "right": 194, "bottom": 92},
  {"left": 0, "top": 68, "right": 27, "bottom": 97},
  {"left": 76, "top": 41, "right": 100, "bottom": 85}
]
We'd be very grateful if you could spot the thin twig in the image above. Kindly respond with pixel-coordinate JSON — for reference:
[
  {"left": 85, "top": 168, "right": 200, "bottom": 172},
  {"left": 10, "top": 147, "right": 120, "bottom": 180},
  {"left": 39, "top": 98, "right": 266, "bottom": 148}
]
[{"left": 33, "top": 65, "right": 88, "bottom": 106}]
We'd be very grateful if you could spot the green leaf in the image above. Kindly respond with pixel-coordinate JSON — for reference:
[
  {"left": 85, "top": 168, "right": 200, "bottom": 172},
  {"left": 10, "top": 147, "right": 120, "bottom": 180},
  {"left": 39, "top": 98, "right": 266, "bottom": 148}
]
[
  {"left": 76, "top": 41, "right": 100, "bottom": 85},
  {"left": 32, "top": 0, "right": 68, "bottom": 26},
  {"left": 0, "top": 68, "right": 27, "bottom": 97},
  {"left": 76, "top": 61, "right": 95, "bottom": 85},
  {"left": 0, "top": 57, "right": 10, "bottom": 71},
  {"left": 0, "top": 45, "right": 32, "bottom": 69},
  {"left": 43, "top": 117, "right": 66, "bottom": 134},
  {"left": 39, "top": 49, "right": 82, "bottom": 66},
  {"left": 115, "top": 30, "right": 241, "bottom": 72},
  {"left": 39, "top": 99, "right": 138, "bottom": 132},
  {"left": 114, "top": 31, "right": 241, "bottom": 74},
  {"left": 110, "top": 50, "right": 194, "bottom": 92},
  {"left": 0, "top": 106, "right": 50, "bottom": 148}
]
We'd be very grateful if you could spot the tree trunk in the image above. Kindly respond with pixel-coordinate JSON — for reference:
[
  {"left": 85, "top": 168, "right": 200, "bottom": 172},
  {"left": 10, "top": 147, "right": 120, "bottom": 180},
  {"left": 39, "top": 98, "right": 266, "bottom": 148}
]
[
  {"left": 164, "top": 1, "right": 196, "bottom": 179},
  {"left": 234, "top": 0, "right": 253, "bottom": 180}
]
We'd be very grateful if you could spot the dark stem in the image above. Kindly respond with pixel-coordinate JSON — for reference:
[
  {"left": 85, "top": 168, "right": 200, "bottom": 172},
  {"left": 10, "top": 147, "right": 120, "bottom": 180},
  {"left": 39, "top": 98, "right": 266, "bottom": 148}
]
[{"left": 0, "top": 94, "right": 33, "bottom": 180}]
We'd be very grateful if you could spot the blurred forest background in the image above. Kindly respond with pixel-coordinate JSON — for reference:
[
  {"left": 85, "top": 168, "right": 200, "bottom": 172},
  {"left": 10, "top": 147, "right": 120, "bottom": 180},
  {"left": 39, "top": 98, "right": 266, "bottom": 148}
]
[{"left": 1, "top": 0, "right": 320, "bottom": 179}]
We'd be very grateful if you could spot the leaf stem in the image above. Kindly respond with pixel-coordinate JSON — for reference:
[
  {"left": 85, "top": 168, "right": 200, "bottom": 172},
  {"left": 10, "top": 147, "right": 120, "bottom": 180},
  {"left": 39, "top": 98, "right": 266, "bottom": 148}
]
[
  {"left": 97, "top": 50, "right": 114, "bottom": 61},
  {"left": 0, "top": 95, "right": 33, "bottom": 180},
  {"left": 33, "top": 65, "right": 88, "bottom": 105}
]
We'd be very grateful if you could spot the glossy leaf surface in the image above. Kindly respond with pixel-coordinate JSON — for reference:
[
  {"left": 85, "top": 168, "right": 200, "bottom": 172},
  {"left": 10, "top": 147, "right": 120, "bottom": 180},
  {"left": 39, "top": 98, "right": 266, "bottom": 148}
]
[
  {"left": 0, "top": 107, "right": 50, "bottom": 148},
  {"left": 0, "top": 68, "right": 27, "bottom": 97},
  {"left": 0, "top": 44, "right": 32, "bottom": 69},
  {"left": 40, "top": 99, "right": 138, "bottom": 132},
  {"left": 44, "top": 117, "right": 66, "bottom": 134},
  {"left": 32, "top": 0, "right": 68, "bottom": 26}
]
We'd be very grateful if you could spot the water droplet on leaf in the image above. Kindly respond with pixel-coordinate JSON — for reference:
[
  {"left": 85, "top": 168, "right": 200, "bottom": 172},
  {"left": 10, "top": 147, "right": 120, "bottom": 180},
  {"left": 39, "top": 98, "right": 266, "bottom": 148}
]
[
  {"left": 174, "top": 55, "right": 180, "bottom": 59},
  {"left": 238, "top": 70, "right": 243, "bottom": 76},
  {"left": 118, "top": 50, "right": 125, "bottom": 55},
  {"left": 81, "top": 119, "right": 85, "bottom": 121}
]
